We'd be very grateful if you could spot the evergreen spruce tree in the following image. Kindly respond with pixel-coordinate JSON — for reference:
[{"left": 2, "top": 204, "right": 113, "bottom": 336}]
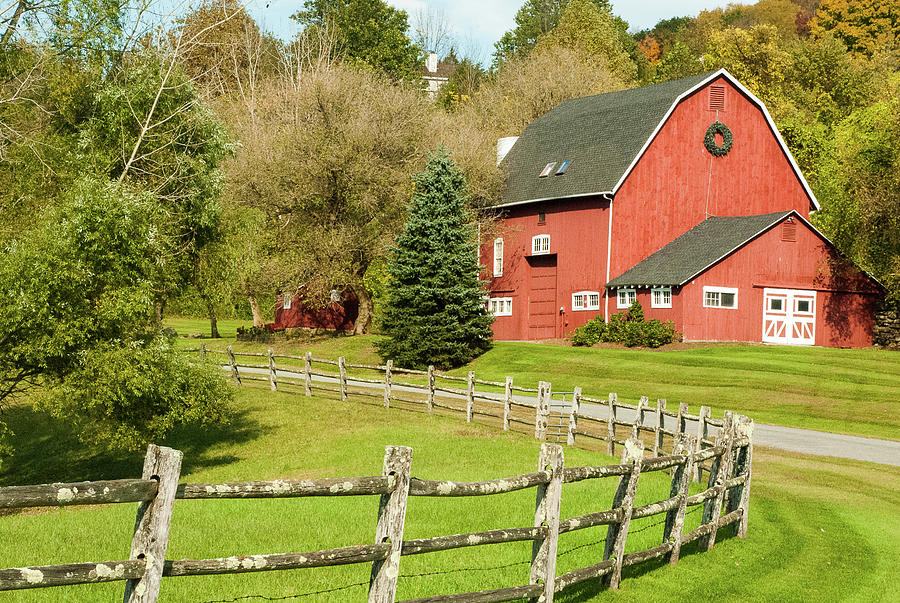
[{"left": 376, "top": 149, "right": 493, "bottom": 369}]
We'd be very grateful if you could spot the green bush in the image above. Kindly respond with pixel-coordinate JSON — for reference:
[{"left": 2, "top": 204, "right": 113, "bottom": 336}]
[{"left": 571, "top": 301, "right": 677, "bottom": 348}]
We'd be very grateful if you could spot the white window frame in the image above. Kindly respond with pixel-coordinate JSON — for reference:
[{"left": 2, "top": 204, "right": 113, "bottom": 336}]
[
  {"left": 651, "top": 286, "right": 672, "bottom": 309},
  {"left": 532, "top": 234, "right": 551, "bottom": 255},
  {"left": 703, "top": 286, "right": 738, "bottom": 309},
  {"left": 572, "top": 291, "right": 601, "bottom": 311},
  {"left": 616, "top": 288, "right": 637, "bottom": 309},
  {"left": 282, "top": 294, "right": 292, "bottom": 310},
  {"left": 493, "top": 238, "right": 503, "bottom": 277},
  {"left": 488, "top": 297, "right": 513, "bottom": 317}
]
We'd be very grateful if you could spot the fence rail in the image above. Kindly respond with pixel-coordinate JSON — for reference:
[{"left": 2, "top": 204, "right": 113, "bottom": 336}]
[
  {"left": 214, "top": 346, "right": 737, "bottom": 475},
  {"left": 0, "top": 419, "right": 752, "bottom": 601},
  {"left": 0, "top": 347, "right": 754, "bottom": 601}
]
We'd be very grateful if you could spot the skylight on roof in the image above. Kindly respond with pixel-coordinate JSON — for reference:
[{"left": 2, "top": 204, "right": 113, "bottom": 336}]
[
  {"left": 555, "top": 160, "right": 572, "bottom": 175},
  {"left": 539, "top": 162, "right": 556, "bottom": 178}
]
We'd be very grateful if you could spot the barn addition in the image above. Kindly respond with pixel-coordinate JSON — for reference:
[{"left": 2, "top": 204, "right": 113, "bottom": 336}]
[{"left": 482, "top": 69, "right": 883, "bottom": 347}]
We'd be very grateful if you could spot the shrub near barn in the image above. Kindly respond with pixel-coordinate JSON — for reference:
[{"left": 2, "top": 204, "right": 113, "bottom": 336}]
[{"left": 572, "top": 301, "right": 677, "bottom": 347}]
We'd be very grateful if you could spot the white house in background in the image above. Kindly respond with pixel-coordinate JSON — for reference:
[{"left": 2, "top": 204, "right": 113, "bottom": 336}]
[{"left": 422, "top": 52, "right": 456, "bottom": 98}]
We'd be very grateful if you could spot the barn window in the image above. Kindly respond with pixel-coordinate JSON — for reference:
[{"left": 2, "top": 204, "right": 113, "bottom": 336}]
[
  {"left": 532, "top": 234, "right": 551, "bottom": 255},
  {"left": 555, "top": 160, "right": 572, "bottom": 175},
  {"left": 282, "top": 294, "right": 292, "bottom": 310},
  {"left": 703, "top": 286, "right": 738, "bottom": 309},
  {"left": 493, "top": 238, "right": 504, "bottom": 276},
  {"left": 709, "top": 85, "right": 726, "bottom": 111},
  {"left": 781, "top": 220, "right": 797, "bottom": 242},
  {"left": 795, "top": 299, "right": 812, "bottom": 314},
  {"left": 539, "top": 162, "right": 556, "bottom": 178},
  {"left": 617, "top": 288, "right": 637, "bottom": 309},
  {"left": 488, "top": 297, "right": 513, "bottom": 316},
  {"left": 538, "top": 211, "right": 546, "bottom": 224},
  {"left": 572, "top": 291, "right": 600, "bottom": 311},
  {"left": 652, "top": 287, "right": 672, "bottom": 308}
]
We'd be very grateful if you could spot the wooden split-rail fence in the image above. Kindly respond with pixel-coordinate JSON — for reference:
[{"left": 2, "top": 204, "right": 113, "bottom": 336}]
[
  {"left": 0, "top": 411, "right": 753, "bottom": 602},
  {"left": 209, "top": 346, "right": 736, "bottom": 481}
]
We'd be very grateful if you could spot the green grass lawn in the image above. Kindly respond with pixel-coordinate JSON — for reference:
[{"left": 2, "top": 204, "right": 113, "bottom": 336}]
[
  {"left": 164, "top": 317, "right": 900, "bottom": 441},
  {"left": 1, "top": 384, "right": 898, "bottom": 602}
]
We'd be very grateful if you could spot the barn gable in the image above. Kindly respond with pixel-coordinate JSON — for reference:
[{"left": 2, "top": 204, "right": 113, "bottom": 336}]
[
  {"left": 498, "top": 69, "right": 820, "bottom": 212},
  {"left": 607, "top": 212, "right": 792, "bottom": 287},
  {"left": 606, "top": 210, "right": 883, "bottom": 292}
]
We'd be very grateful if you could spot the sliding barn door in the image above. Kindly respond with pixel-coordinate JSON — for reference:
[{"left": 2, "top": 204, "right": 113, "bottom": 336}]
[{"left": 528, "top": 256, "right": 558, "bottom": 340}]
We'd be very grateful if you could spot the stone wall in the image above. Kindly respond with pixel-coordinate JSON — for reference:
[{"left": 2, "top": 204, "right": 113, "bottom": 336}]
[{"left": 874, "top": 309, "right": 900, "bottom": 348}]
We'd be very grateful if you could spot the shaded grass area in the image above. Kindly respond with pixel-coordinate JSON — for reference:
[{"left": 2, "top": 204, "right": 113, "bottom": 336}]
[
  {"left": 165, "top": 318, "right": 900, "bottom": 440},
  {"left": 1, "top": 384, "right": 899, "bottom": 601}
]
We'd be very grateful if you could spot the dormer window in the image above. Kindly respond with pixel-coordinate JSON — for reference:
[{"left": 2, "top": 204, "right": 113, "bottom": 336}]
[
  {"left": 539, "top": 162, "right": 556, "bottom": 178},
  {"left": 532, "top": 234, "right": 550, "bottom": 255}
]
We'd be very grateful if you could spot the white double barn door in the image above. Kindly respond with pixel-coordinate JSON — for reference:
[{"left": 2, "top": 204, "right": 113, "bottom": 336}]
[{"left": 762, "top": 288, "right": 816, "bottom": 346}]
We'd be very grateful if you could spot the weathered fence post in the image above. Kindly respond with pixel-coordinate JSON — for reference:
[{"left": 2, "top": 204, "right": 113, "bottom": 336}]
[
  {"left": 664, "top": 434, "right": 696, "bottom": 565},
  {"left": 304, "top": 352, "right": 312, "bottom": 397},
  {"left": 383, "top": 360, "right": 392, "bottom": 408},
  {"left": 267, "top": 348, "right": 277, "bottom": 392},
  {"left": 369, "top": 446, "right": 412, "bottom": 603},
  {"left": 654, "top": 399, "right": 666, "bottom": 456},
  {"left": 200, "top": 343, "right": 207, "bottom": 361},
  {"left": 529, "top": 443, "right": 564, "bottom": 602},
  {"left": 675, "top": 402, "right": 688, "bottom": 450},
  {"left": 567, "top": 387, "right": 582, "bottom": 446},
  {"left": 226, "top": 345, "right": 241, "bottom": 386},
  {"left": 604, "top": 438, "right": 644, "bottom": 590},
  {"left": 338, "top": 356, "right": 348, "bottom": 401},
  {"left": 607, "top": 393, "right": 617, "bottom": 456},
  {"left": 701, "top": 411, "right": 734, "bottom": 551},
  {"left": 123, "top": 445, "right": 183, "bottom": 603},
  {"left": 426, "top": 365, "right": 435, "bottom": 414},
  {"left": 503, "top": 376, "right": 513, "bottom": 431},
  {"left": 727, "top": 414, "right": 754, "bottom": 538},
  {"left": 535, "top": 382, "right": 550, "bottom": 440},
  {"left": 466, "top": 371, "right": 475, "bottom": 423},
  {"left": 631, "top": 396, "right": 647, "bottom": 440},
  {"left": 694, "top": 405, "right": 711, "bottom": 482}
]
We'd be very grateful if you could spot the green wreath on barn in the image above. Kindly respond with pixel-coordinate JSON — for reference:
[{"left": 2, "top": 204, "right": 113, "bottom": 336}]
[{"left": 704, "top": 121, "right": 733, "bottom": 156}]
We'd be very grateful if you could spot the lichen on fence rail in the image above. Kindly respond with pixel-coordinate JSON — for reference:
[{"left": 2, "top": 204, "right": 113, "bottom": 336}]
[
  {"left": 0, "top": 479, "right": 158, "bottom": 509},
  {"left": 176, "top": 475, "right": 395, "bottom": 499}
]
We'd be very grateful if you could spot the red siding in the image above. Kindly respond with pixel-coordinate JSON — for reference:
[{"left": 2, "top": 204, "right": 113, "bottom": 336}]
[
  {"left": 481, "top": 196, "right": 609, "bottom": 340},
  {"left": 274, "top": 292, "right": 358, "bottom": 332},
  {"left": 610, "top": 76, "right": 814, "bottom": 280},
  {"left": 680, "top": 219, "right": 879, "bottom": 347}
]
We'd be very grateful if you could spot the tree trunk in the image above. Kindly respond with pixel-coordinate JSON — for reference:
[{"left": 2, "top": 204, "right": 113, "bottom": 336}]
[
  {"left": 354, "top": 286, "right": 374, "bottom": 335},
  {"left": 209, "top": 312, "right": 220, "bottom": 339},
  {"left": 201, "top": 294, "right": 220, "bottom": 338},
  {"left": 248, "top": 293, "right": 264, "bottom": 328}
]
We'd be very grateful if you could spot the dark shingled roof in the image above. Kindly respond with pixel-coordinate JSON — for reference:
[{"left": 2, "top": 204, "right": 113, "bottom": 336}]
[
  {"left": 606, "top": 212, "right": 793, "bottom": 288},
  {"left": 500, "top": 72, "right": 715, "bottom": 206}
]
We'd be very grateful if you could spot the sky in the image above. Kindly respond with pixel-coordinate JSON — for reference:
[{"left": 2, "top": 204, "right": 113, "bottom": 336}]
[{"left": 246, "top": 1, "right": 732, "bottom": 62}]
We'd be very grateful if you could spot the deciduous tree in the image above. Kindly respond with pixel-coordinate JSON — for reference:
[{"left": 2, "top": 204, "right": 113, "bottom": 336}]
[{"left": 292, "top": 0, "right": 422, "bottom": 80}]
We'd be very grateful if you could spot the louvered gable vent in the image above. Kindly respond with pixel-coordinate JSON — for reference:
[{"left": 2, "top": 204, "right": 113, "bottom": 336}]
[{"left": 709, "top": 85, "right": 726, "bottom": 111}]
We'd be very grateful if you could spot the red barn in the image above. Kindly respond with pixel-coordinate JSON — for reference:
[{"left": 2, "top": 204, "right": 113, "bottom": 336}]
[
  {"left": 274, "top": 289, "right": 359, "bottom": 334},
  {"left": 482, "top": 69, "right": 883, "bottom": 347}
]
